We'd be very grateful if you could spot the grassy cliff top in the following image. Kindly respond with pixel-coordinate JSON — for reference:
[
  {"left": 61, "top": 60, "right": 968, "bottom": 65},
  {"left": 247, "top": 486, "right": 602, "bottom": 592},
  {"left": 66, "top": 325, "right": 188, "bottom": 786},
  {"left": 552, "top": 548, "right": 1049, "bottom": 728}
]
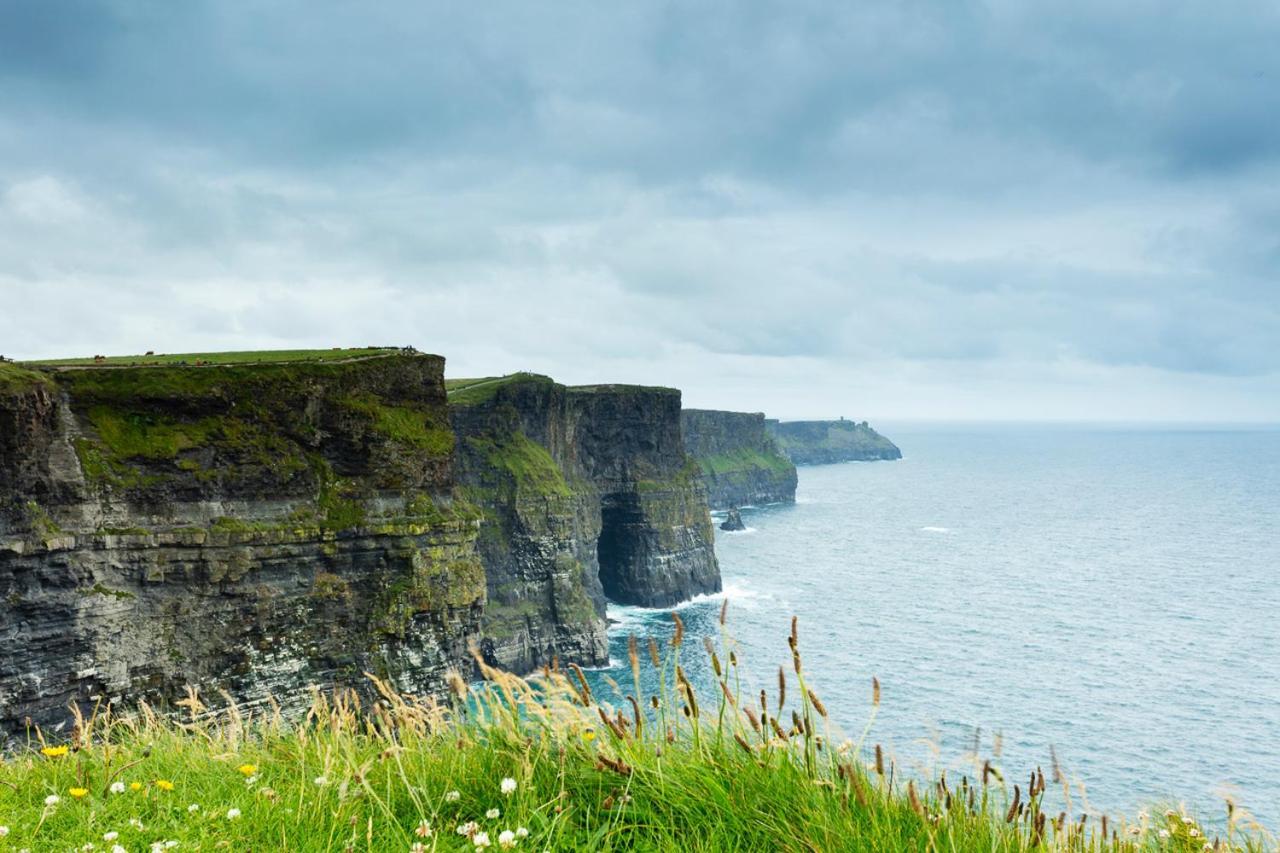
[
  {"left": 0, "top": 361, "right": 54, "bottom": 395},
  {"left": 446, "top": 373, "right": 557, "bottom": 406},
  {"left": 446, "top": 373, "right": 680, "bottom": 407},
  {"left": 25, "top": 346, "right": 404, "bottom": 369}
]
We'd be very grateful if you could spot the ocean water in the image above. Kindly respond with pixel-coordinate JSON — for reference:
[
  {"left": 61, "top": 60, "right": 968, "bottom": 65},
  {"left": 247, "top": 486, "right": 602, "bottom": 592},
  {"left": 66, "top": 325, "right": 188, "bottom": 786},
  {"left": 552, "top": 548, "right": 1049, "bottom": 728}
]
[{"left": 588, "top": 424, "right": 1280, "bottom": 831}]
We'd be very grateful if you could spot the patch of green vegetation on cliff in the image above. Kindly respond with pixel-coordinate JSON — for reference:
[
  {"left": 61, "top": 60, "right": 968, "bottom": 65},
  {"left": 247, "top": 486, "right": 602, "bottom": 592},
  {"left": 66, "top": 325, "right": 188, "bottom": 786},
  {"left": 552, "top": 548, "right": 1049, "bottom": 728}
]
[
  {"left": 340, "top": 392, "right": 453, "bottom": 455},
  {"left": 0, "top": 362, "right": 53, "bottom": 395},
  {"left": 23, "top": 501, "right": 63, "bottom": 542},
  {"left": 697, "top": 447, "right": 794, "bottom": 477},
  {"left": 374, "top": 548, "right": 486, "bottom": 637},
  {"left": 465, "top": 432, "right": 572, "bottom": 499},
  {"left": 86, "top": 406, "right": 222, "bottom": 460},
  {"left": 27, "top": 347, "right": 398, "bottom": 367},
  {"left": 446, "top": 372, "right": 555, "bottom": 406}
]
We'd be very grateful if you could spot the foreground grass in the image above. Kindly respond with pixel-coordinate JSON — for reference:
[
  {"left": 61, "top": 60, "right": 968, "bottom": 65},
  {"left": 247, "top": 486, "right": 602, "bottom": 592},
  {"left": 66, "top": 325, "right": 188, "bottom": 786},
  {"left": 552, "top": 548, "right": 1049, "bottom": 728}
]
[{"left": 0, "top": 617, "right": 1271, "bottom": 851}]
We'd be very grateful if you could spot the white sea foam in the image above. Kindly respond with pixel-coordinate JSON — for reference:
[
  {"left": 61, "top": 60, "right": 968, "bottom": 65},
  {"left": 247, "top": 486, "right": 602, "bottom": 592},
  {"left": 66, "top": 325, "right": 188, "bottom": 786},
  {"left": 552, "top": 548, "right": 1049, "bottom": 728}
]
[{"left": 920, "top": 526, "right": 953, "bottom": 533}]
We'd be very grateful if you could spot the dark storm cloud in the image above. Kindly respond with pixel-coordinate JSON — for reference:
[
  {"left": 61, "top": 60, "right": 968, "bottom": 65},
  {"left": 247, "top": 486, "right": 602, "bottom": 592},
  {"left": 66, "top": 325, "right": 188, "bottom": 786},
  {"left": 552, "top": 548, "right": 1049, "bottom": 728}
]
[{"left": 1, "top": 0, "right": 1278, "bottom": 419}]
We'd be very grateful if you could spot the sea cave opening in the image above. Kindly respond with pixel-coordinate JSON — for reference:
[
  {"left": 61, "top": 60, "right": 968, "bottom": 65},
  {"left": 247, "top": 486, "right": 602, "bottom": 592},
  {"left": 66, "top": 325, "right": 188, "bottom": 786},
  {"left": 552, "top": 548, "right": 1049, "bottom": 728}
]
[{"left": 596, "top": 493, "right": 643, "bottom": 602}]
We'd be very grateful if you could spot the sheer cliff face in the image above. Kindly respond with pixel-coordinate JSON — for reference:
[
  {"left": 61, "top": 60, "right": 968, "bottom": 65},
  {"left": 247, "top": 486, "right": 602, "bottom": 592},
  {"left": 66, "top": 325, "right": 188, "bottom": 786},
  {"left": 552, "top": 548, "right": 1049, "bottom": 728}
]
[
  {"left": 766, "top": 419, "right": 902, "bottom": 465},
  {"left": 680, "top": 410, "right": 797, "bottom": 511},
  {"left": 449, "top": 376, "right": 719, "bottom": 672},
  {"left": 0, "top": 355, "right": 485, "bottom": 735}
]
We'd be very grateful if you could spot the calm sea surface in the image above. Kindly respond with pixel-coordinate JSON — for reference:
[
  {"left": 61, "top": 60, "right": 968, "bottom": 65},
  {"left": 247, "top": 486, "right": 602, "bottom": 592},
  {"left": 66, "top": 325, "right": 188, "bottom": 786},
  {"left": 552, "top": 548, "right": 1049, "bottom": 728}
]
[{"left": 587, "top": 425, "right": 1280, "bottom": 830}]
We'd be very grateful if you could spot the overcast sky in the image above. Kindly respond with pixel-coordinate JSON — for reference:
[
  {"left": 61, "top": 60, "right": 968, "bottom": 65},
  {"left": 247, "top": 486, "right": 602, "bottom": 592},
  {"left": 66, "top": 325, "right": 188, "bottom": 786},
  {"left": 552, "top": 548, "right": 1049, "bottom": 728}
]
[{"left": 2, "top": 1, "right": 1278, "bottom": 421}]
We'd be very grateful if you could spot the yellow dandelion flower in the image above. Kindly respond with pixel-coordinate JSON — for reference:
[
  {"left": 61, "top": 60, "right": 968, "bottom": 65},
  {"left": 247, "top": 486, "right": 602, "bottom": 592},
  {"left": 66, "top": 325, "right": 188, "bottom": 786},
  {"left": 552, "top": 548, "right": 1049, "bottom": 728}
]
[
  {"left": 69, "top": 787, "right": 89, "bottom": 798},
  {"left": 237, "top": 764, "right": 257, "bottom": 777},
  {"left": 129, "top": 782, "right": 142, "bottom": 791},
  {"left": 41, "top": 745, "right": 69, "bottom": 758},
  {"left": 155, "top": 779, "right": 174, "bottom": 791},
  {"left": 582, "top": 729, "right": 596, "bottom": 742}
]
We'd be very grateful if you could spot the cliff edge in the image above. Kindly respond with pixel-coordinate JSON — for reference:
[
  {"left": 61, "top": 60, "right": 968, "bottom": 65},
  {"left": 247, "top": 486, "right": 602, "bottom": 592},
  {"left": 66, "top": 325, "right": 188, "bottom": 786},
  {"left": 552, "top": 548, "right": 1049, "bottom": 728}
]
[
  {"left": 766, "top": 419, "right": 902, "bottom": 465},
  {"left": 681, "top": 409, "right": 797, "bottom": 510}
]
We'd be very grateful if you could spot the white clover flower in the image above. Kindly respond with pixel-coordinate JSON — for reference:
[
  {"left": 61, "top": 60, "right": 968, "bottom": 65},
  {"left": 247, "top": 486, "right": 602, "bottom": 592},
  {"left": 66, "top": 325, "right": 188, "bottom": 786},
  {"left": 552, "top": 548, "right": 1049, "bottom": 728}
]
[
  {"left": 313, "top": 776, "right": 328, "bottom": 787},
  {"left": 129, "top": 819, "right": 145, "bottom": 830},
  {"left": 473, "top": 831, "right": 491, "bottom": 848},
  {"left": 411, "top": 844, "right": 427, "bottom": 853},
  {"left": 1190, "top": 828, "right": 1201, "bottom": 837},
  {"left": 226, "top": 808, "right": 241, "bottom": 820},
  {"left": 0, "top": 826, "right": 8, "bottom": 837},
  {"left": 515, "top": 827, "right": 528, "bottom": 839},
  {"left": 112, "top": 846, "right": 127, "bottom": 853},
  {"left": 456, "top": 821, "right": 478, "bottom": 837},
  {"left": 187, "top": 804, "right": 200, "bottom": 813},
  {"left": 445, "top": 790, "right": 461, "bottom": 802},
  {"left": 44, "top": 794, "right": 60, "bottom": 806},
  {"left": 244, "top": 775, "right": 257, "bottom": 787},
  {"left": 1159, "top": 829, "right": 1171, "bottom": 839},
  {"left": 104, "top": 832, "right": 119, "bottom": 841},
  {"left": 415, "top": 819, "right": 432, "bottom": 838},
  {"left": 500, "top": 778, "right": 517, "bottom": 796},
  {"left": 110, "top": 782, "right": 126, "bottom": 794},
  {"left": 486, "top": 808, "right": 500, "bottom": 819},
  {"left": 82, "top": 844, "right": 95, "bottom": 852},
  {"left": 498, "top": 829, "right": 517, "bottom": 848}
]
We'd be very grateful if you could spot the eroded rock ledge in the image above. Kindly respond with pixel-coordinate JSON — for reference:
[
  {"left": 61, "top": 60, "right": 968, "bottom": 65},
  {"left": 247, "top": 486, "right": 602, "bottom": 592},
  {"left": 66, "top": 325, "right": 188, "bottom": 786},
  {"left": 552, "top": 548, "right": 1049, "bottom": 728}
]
[
  {"left": 680, "top": 409, "right": 797, "bottom": 510},
  {"left": 448, "top": 374, "right": 719, "bottom": 673}
]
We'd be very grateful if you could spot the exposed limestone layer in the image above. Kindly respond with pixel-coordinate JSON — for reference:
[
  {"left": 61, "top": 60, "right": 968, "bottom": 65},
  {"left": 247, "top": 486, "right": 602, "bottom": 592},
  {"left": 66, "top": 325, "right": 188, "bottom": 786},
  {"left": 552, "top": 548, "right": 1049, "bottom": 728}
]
[
  {"left": 0, "top": 353, "right": 484, "bottom": 736},
  {"left": 449, "top": 374, "right": 720, "bottom": 671},
  {"left": 766, "top": 419, "right": 902, "bottom": 465},
  {"left": 680, "top": 409, "right": 797, "bottom": 510}
]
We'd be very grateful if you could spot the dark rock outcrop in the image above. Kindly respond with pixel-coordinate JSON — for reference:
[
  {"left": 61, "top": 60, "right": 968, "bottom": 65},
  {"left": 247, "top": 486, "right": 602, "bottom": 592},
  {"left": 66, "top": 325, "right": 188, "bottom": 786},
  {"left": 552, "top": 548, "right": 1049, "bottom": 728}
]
[
  {"left": 766, "top": 419, "right": 901, "bottom": 465},
  {"left": 681, "top": 409, "right": 797, "bottom": 510},
  {"left": 448, "top": 374, "right": 720, "bottom": 672},
  {"left": 719, "top": 508, "right": 746, "bottom": 531},
  {"left": 0, "top": 354, "right": 485, "bottom": 735}
]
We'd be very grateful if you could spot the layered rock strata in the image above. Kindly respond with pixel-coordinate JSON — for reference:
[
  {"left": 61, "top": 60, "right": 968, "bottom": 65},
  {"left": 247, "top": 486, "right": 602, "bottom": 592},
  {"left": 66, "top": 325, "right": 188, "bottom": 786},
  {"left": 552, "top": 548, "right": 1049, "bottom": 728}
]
[
  {"left": 0, "top": 354, "right": 484, "bottom": 735},
  {"left": 681, "top": 409, "right": 797, "bottom": 510},
  {"left": 448, "top": 374, "right": 720, "bottom": 672}
]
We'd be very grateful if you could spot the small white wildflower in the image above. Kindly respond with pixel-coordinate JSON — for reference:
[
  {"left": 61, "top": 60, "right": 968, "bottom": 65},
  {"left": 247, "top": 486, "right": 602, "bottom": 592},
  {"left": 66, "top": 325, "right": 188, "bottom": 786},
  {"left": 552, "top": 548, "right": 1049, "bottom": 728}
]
[
  {"left": 0, "top": 826, "right": 8, "bottom": 837},
  {"left": 500, "top": 778, "right": 517, "bottom": 796},
  {"left": 1159, "top": 829, "right": 1170, "bottom": 839},
  {"left": 445, "top": 790, "right": 461, "bottom": 802},
  {"left": 150, "top": 844, "right": 166, "bottom": 853},
  {"left": 164, "top": 843, "right": 178, "bottom": 850},
  {"left": 313, "top": 775, "right": 328, "bottom": 787},
  {"left": 244, "top": 775, "right": 257, "bottom": 787},
  {"left": 226, "top": 808, "right": 241, "bottom": 820},
  {"left": 187, "top": 804, "right": 200, "bottom": 813},
  {"left": 457, "top": 821, "right": 478, "bottom": 837},
  {"left": 44, "top": 794, "right": 60, "bottom": 806},
  {"left": 110, "top": 781, "right": 126, "bottom": 794},
  {"left": 415, "top": 819, "right": 432, "bottom": 838},
  {"left": 112, "top": 846, "right": 127, "bottom": 853},
  {"left": 486, "top": 808, "right": 500, "bottom": 819},
  {"left": 515, "top": 827, "right": 529, "bottom": 838},
  {"left": 498, "top": 829, "right": 517, "bottom": 848},
  {"left": 129, "top": 818, "right": 144, "bottom": 830},
  {"left": 104, "top": 832, "right": 119, "bottom": 841},
  {"left": 411, "top": 844, "right": 427, "bottom": 853},
  {"left": 473, "top": 831, "right": 491, "bottom": 848},
  {"left": 82, "top": 845, "right": 96, "bottom": 852},
  {"left": 1190, "top": 828, "right": 1201, "bottom": 837}
]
